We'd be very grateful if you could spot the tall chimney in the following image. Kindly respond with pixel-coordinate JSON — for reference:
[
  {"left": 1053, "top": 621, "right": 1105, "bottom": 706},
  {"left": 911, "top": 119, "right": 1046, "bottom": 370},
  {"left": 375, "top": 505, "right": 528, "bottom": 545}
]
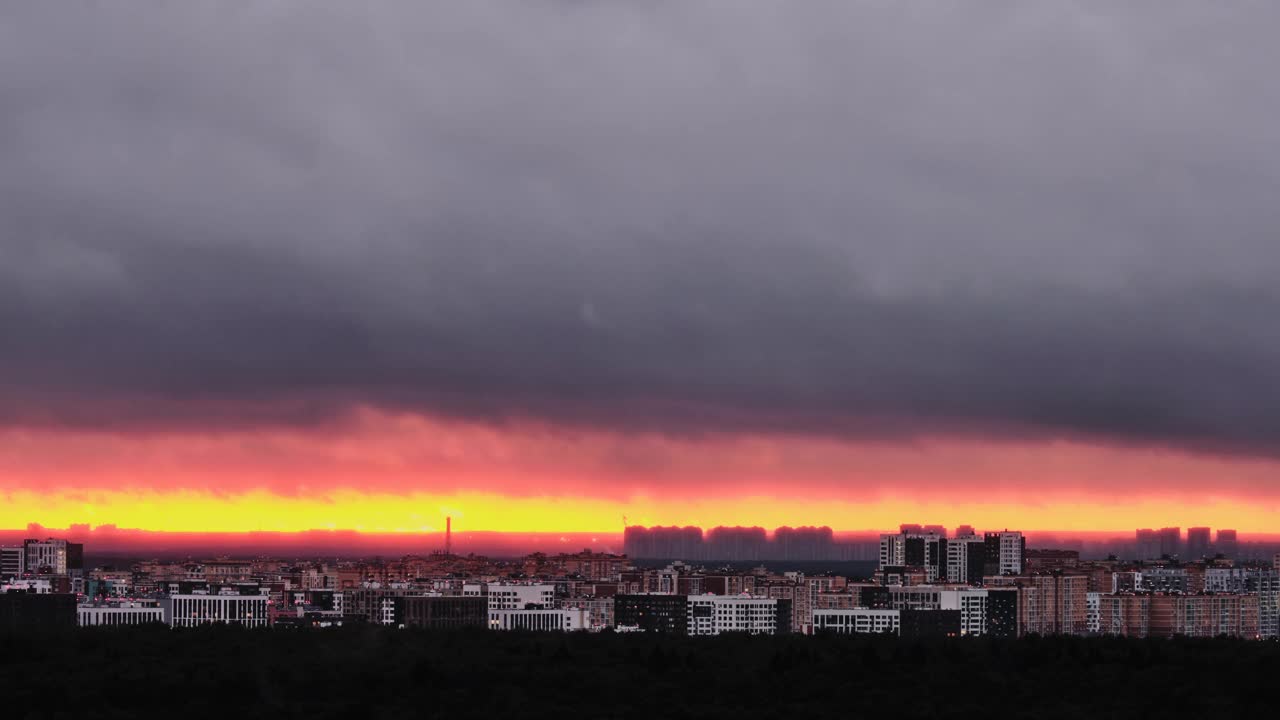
[{"left": 445, "top": 516, "right": 453, "bottom": 556}]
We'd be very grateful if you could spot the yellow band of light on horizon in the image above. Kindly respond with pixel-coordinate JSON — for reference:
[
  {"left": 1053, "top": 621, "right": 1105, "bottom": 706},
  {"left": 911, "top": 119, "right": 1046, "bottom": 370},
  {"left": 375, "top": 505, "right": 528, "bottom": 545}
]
[{"left": 3, "top": 489, "right": 1278, "bottom": 534}]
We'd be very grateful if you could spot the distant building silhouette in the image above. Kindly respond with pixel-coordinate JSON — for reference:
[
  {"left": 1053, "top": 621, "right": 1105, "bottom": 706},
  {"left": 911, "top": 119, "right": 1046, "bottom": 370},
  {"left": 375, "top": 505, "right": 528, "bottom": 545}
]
[
  {"left": 1158, "top": 527, "right": 1181, "bottom": 559},
  {"left": 623, "top": 525, "right": 852, "bottom": 561},
  {"left": 1186, "top": 527, "right": 1212, "bottom": 560},
  {"left": 1134, "top": 529, "right": 1160, "bottom": 560},
  {"left": 1217, "top": 529, "right": 1239, "bottom": 559}
]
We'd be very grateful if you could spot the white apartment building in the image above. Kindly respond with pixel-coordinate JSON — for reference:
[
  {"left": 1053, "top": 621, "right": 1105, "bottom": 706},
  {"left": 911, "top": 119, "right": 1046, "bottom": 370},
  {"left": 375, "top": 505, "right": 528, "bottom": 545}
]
[
  {"left": 988, "top": 531, "right": 1024, "bottom": 575},
  {"left": 1086, "top": 592, "right": 1101, "bottom": 635},
  {"left": 78, "top": 602, "right": 165, "bottom": 627},
  {"left": 942, "top": 589, "right": 989, "bottom": 636},
  {"left": 687, "top": 594, "right": 783, "bottom": 636},
  {"left": 24, "top": 539, "right": 71, "bottom": 575},
  {"left": 946, "top": 535, "right": 985, "bottom": 584},
  {"left": 812, "top": 609, "right": 900, "bottom": 635},
  {"left": 489, "top": 608, "right": 590, "bottom": 632},
  {"left": 484, "top": 584, "right": 556, "bottom": 610},
  {"left": 879, "top": 534, "right": 906, "bottom": 569},
  {"left": 161, "top": 592, "right": 270, "bottom": 628}
]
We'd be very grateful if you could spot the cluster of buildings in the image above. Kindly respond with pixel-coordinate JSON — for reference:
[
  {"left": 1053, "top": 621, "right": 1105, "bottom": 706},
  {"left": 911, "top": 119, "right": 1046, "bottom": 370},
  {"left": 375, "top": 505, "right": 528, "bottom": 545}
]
[
  {"left": 1133, "top": 527, "right": 1236, "bottom": 561},
  {"left": 4, "top": 528, "right": 1280, "bottom": 641}
]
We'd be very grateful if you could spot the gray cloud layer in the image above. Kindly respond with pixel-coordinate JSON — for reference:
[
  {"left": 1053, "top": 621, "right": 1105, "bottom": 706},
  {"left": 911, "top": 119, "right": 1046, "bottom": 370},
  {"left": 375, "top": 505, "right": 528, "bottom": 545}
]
[{"left": 3, "top": 2, "right": 1280, "bottom": 453}]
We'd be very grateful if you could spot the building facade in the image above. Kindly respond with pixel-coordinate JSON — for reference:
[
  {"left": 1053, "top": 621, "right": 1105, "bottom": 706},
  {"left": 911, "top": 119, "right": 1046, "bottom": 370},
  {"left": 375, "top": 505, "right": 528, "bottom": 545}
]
[
  {"left": 614, "top": 594, "right": 690, "bottom": 634},
  {"left": 0, "top": 547, "right": 24, "bottom": 580},
  {"left": 78, "top": 602, "right": 165, "bottom": 627},
  {"left": 985, "top": 532, "right": 1025, "bottom": 576},
  {"left": 812, "top": 609, "right": 900, "bottom": 635},
  {"left": 395, "top": 596, "right": 488, "bottom": 629},
  {"left": 161, "top": 592, "right": 270, "bottom": 628},
  {"left": 687, "top": 594, "right": 790, "bottom": 636},
  {"left": 489, "top": 608, "right": 590, "bottom": 632}
]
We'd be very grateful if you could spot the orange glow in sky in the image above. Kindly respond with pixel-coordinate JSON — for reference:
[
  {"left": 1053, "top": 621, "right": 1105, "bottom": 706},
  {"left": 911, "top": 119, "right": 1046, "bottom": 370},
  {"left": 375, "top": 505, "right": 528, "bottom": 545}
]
[{"left": 4, "top": 409, "right": 1280, "bottom": 534}]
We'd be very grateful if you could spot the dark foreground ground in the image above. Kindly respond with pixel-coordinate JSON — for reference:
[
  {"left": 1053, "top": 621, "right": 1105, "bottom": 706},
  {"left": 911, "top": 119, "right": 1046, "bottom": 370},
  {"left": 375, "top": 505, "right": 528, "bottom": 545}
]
[{"left": 4, "top": 626, "right": 1278, "bottom": 719}]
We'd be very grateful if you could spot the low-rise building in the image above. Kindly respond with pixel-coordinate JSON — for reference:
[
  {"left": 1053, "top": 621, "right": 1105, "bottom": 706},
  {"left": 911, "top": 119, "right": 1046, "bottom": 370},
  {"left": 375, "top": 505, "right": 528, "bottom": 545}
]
[
  {"left": 812, "top": 609, "right": 900, "bottom": 635},
  {"left": 489, "top": 607, "right": 590, "bottom": 631},
  {"left": 394, "top": 595, "right": 488, "bottom": 629},
  {"left": 78, "top": 602, "right": 165, "bottom": 627},
  {"left": 161, "top": 591, "right": 270, "bottom": 628}
]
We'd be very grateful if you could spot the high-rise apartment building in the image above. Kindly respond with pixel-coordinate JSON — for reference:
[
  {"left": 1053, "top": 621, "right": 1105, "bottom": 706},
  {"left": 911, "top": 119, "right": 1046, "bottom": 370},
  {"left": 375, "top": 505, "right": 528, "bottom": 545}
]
[
  {"left": 946, "top": 535, "right": 986, "bottom": 584},
  {"left": 1186, "top": 527, "right": 1212, "bottom": 560},
  {"left": 1134, "top": 529, "right": 1160, "bottom": 560},
  {"left": 1216, "top": 529, "right": 1239, "bottom": 559},
  {"left": 984, "top": 531, "right": 1025, "bottom": 576},
  {"left": 1158, "top": 527, "right": 1181, "bottom": 558},
  {"left": 879, "top": 528, "right": 946, "bottom": 582}
]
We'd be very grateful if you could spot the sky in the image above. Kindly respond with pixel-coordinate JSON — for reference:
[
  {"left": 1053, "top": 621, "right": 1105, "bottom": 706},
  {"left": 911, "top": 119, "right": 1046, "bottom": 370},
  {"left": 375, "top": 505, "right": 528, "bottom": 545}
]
[{"left": 3, "top": 2, "right": 1280, "bottom": 537}]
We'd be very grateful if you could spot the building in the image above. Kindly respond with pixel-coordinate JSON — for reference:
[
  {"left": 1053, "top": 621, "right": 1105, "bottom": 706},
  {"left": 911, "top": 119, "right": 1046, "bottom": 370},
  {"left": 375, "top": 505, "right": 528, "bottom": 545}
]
[
  {"left": 879, "top": 533, "right": 907, "bottom": 569},
  {"left": 483, "top": 583, "right": 556, "bottom": 610},
  {"left": 812, "top": 609, "right": 900, "bottom": 635},
  {"left": 395, "top": 595, "right": 488, "bottom": 629},
  {"left": 1186, "top": 527, "right": 1212, "bottom": 560},
  {"left": 344, "top": 587, "right": 410, "bottom": 625},
  {"left": 548, "top": 551, "right": 628, "bottom": 581},
  {"left": 985, "top": 588, "right": 1020, "bottom": 637},
  {"left": 0, "top": 591, "right": 77, "bottom": 629},
  {"left": 614, "top": 594, "right": 689, "bottom": 634},
  {"left": 1204, "top": 568, "right": 1280, "bottom": 639},
  {"left": 1, "top": 577, "right": 62, "bottom": 594},
  {"left": 1134, "top": 529, "right": 1160, "bottom": 561},
  {"left": 87, "top": 570, "right": 134, "bottom": 599},
  {"left": 1156, "top": 527, "right": 1181, "bottom": 558},
  {"left": 879, "top": 528, "right": 946, "bottom": 581},
  {"left": 1139, "top": 567, "right": 1189, "bottom": 593},
  {"left": 0, "top": 547, "right": 24, "bottom": 580},
  {"left": 1024, "top": 549, "right": 1080, "bottom": 573},
  {"left": 1150, "top": 593, "right": 1258, "bottom": 639},
  {"left": 559, "top": 597, "right": 614, "bottom": 631},
  {"left": 946, "top": 535, "right": 986, "bottom": 585},
  {"left": 687, "top": 594, "right": 790, "bottom": 636},
  {"left": 883, "top": 586, "right": 991, "bottom": 636},
  {"left": 1086, "top": 592, "right": 1101, "bottom": 634},
  {"left": 161, "top": 591, "right": 270, "bottom": 628},
  {"left": 22, "top": 538, "right": 84, "bottom": 576},
  {"left": 1098, "top": 592, "right": 1259, "bottom": 639},
  {"left": 1216, "top": 530, "right": 1239, "bottom": 559},
  {"left": 1097, "top": 594, "right": 1150, "bottom": 637},
  {"left": 985, "top": 531, "right": 1025, "bottom": 575},
  {"left": 78, "top": 602, "right": 165, "bottom": 627},
  {"left": 988, "top": 574, "right": 1089, "bottom": 635},
  {"left": 489, "top": 608, "right": 590, "bottom": 632}
]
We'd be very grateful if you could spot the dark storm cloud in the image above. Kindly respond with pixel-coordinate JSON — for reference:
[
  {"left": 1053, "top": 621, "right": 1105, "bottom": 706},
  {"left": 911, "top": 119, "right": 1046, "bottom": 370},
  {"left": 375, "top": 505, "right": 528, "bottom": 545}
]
[{"left": 3, "top": 1, "right": 1280, "bottom": 452}]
